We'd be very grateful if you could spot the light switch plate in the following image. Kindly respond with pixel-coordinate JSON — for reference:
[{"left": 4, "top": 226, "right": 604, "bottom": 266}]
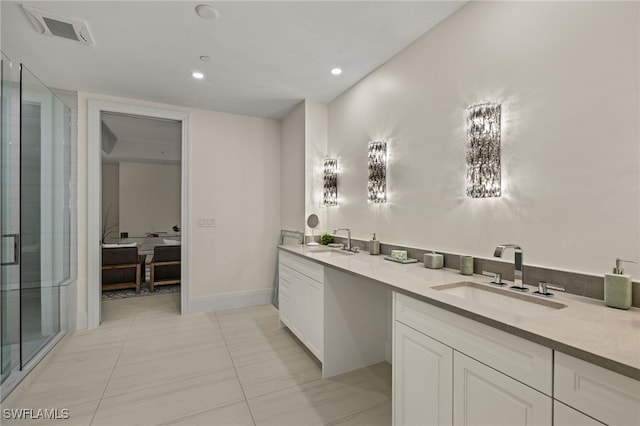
[{"left": 197, "top": 217, "right": 216, "bottom": 228}]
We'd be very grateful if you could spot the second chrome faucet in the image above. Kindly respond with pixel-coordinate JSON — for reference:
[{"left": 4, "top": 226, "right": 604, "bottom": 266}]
[
  {"left": 494, "top": 244, "right": 527, "bottom": 291},
  {"left": 333, "top": 228, "right": 359, "bottom": 253}
]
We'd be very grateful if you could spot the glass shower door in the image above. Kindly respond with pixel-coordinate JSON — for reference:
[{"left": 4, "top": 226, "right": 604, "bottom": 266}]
[
  {"left": 1, "top": 57, "right": 70, "bottom": 400},
  {"left": 19, "top": 64, "right": 63, "bottom": 366},
  {"left": 1, "top": 53, "right": 20, "bottom": 385}
]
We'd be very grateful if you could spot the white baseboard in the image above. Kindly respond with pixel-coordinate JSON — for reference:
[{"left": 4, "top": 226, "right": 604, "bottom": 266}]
[
  {"left": 76, "top": 311, "right": 88, "bottom": 330},
  {"left": 188, "top": 288, "right": 274, "bottom": 315},
  {"left": 60, "top": 280, "right": 78, "bottom": 333}
]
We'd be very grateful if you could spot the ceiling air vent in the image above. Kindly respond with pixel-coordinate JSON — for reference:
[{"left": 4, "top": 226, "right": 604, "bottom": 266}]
[{"left": 22, "top": 5, "right": 95, "bottom": 46}]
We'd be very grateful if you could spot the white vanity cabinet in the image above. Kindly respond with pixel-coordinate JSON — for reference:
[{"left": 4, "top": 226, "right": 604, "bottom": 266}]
[
  {"left": 278, "top": 250, "right": 324, "bottom": 361},
  {"left": 277, "top": 263, "right": 294, "bottom": 329},
  {"left": 553, "top": 401, "right": 604, "bottom": 426},
  {"left": 554, "top": 352, "right": 640, "bottom": 426},
  {"left": 394, "top": 292, "right": 552, "bottom": 426},
  {"left": 453, "top": 352, "right": 551, "bottom": 426},
  {"left": 393, "top": 321, "right": 453, "bottom": 426}
]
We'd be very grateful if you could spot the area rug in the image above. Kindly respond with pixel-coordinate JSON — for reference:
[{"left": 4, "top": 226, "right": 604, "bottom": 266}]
[{"left": 102, "top": 282, "right": 180, "bottom": 300}]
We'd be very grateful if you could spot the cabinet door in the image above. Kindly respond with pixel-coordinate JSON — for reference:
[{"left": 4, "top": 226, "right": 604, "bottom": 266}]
[
  {"left": 554, "top": 352, "right": 640, "bottom": 426},
  {"left": 394, "top": 321, "right": 453, "bottom": 426},
  {"left": 288, "top": 271, "right": 305, "bottom": 340},
  {"left": 278, "top": 276, "right": 292, "bottom": 327},
  {"left": 553, "top": 401, "right": 604, "bottom": 426},
  {"left": 453, "top": 352, "right": 551, "bottom": 426},
  {"left": 304, "top": 278, "right": 323, "bottom": 361}
]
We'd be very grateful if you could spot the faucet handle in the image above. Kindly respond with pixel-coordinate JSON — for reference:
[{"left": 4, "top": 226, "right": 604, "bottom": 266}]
[
  {"left": 482, "top": 270, "right": 505, "bottom": 286},
  {"left": 534, "top": 281, "right": 565, "bottom": 297}
]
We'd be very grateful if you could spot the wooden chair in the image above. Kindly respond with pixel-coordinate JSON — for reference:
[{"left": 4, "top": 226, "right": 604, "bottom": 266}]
[
  {"left": 149, "top": 245, "right": 181, "bottom": 292},
  {"left": 102, "top": 247, "right": 145, "bottom": 294}
]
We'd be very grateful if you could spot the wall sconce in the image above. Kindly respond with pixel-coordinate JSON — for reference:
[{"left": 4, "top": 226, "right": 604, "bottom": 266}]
[
  {"left": 368, "top": 140, "right": 387, "bottom": 203},
  {"left": 466, "top": 102, "right": 501, "bottom": 198},
  {"left": 323, "top": 158, "right": 338, "bottom": 206}
]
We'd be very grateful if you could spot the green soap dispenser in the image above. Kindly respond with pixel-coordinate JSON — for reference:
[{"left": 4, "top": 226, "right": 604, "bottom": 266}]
[
  {"left": 604, "top": 258, "right": 636, "bottom": 310},
  {"left": 369, "top": 233, "right": 380, "bottom": 255}
]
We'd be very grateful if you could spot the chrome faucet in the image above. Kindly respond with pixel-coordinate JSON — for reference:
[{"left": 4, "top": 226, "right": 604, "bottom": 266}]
[
  {"left": 333, "top": 228, "right": 352, "bottom": 251},
  {"left": 494, "top": 244, "right": 527, "bottom": 291}
]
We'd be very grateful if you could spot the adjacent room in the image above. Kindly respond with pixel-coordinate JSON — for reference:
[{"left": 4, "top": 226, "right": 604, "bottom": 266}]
[{"left": 100, "top": 112, "right": 182, "bottom": 305}]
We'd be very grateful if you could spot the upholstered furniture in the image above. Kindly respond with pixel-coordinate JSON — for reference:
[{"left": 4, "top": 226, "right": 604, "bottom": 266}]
[
  {"left": 102, "top": 247, "right": 145, "bottom": 293},
  {"left": 149, "top": 245, "right": 181, "bottom": 291}
]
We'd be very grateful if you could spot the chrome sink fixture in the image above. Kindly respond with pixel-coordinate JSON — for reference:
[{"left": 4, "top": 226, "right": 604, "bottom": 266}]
[
  {"left": 333, "top": 228, "right": 360, "bottom": 253},
  {"left": 494, "top": 244, "right": 527, "bottom": 291},
  {"left": 433, "top": 281, "right": 566, "bottom": 316}
]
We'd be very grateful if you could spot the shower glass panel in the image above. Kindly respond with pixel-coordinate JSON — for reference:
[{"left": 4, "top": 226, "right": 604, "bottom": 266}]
[
  {"left": 1, "top": 53, "right": 20, "bottom": 385},
  {"left": 19, "top": 64, "right": 69, "bottom": 366},
  {"left": 1, "top": 56, "right": 71, "bottom": 400}
]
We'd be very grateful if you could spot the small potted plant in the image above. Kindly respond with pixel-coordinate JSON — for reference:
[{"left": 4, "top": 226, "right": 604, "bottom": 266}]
[{"left": 320, "top": 232, "right": 334, "bottom": 245}]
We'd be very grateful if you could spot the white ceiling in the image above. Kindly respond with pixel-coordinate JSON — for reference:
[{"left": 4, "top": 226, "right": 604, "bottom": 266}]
[
  {"left": 1, "top": 1, "right": 465, "bottom": 120},
  {"left": 101, "top": 113, "right": 182, "bottom": 164}
]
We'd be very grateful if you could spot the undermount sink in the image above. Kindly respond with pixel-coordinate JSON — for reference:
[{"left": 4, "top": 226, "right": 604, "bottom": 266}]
[
  {"left": 433, "top": 281, "right": 566, "bottom": 316},
  {"left": 306, "top": 246, "right": 355, "bottom": 255}
]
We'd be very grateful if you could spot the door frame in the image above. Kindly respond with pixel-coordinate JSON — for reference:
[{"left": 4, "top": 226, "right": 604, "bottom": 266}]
[{"left": 87, "top": 100, "right": 190, "bottom": 328}]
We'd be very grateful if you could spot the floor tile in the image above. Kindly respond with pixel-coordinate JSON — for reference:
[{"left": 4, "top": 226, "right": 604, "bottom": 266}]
[
  {"left": 128, "top": 313, "right": 220, "bottom": 341},
  {"left": 227, "top": 331, "right": 305, "bottom": 368},
  {"left": 236, "top": 350, "right": 321, "bottom": 399},
  {"left": 43, "top": 347, "right": 120, "bottom": 378},
  {"left": 215, "top": 305, "right": 279, "bottom": 325},
  {"left": 116, "top": 327, "right": 226, "bottom": 366},
  {"left": 327, "top": 402, "right": 392, "bottom": 426},
  {"left": 4, "top": 300, "right": 392, "bottom": 426},
  {"left": 247, "top": 370, "right": 388, "bottom": 426},
  {"left": 92, "top": 370, "right": 245, "bottom": 426},
  {"left": 56, "top": 325, "right": 129, "bottom": 351},
  {"left": 104, "top": 345, "right": 234, "bottom": 397},
  {"left": 360, "top": 362, "right": 392, "bottom": 399},
  {"left": 162, "top": 401, "right": 255, "bottom": 425},
  {"left": 204, "top": 311, "right": 220, "bottom": 326},
  {"left": 218, "top": 314, "right": 285, "bottom": 344},
  {"left": 3, "top": 367, "right": 111, "bottom": 409}
]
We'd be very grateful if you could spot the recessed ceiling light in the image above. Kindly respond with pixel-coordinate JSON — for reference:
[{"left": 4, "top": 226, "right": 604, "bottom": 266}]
[
  {"left": 200, "top": 55, "right": 211, "bottom": 63},
  {"left": 195, "top": 4, "right": 219, "bottom": 20},
  {"left": 192, "top": 71, "right": 204, "bottom": 79},
  {"left": 331, "top": 67, "right": 342, "bottom": 76}
]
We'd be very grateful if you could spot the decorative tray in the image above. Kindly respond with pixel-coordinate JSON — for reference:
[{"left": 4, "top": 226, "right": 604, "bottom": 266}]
[{"left": 384, "top": 256, "right": 419, "bottom": 264}]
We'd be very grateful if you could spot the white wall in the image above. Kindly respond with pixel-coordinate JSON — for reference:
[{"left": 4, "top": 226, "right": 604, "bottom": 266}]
[
  {"left": 280, "top": 101, "right": 305, "bottom": 233},
  {"left": 77, "top": 92, "right": 280, "bottom": 316},
  {"left": 101, "top": 163, "right": 119, "bottom": 241},
  {"left": 188, "top": 108, "right": 280, "bottom": 299},
  {"left": 305, "top": 101, "right": 329, "bottom": 236},
  {"left": 325, "top": 1, "right": 639, "bottom": 279},
  {"left": 118, "top": 162, "right": 181, "bottom": 236}
]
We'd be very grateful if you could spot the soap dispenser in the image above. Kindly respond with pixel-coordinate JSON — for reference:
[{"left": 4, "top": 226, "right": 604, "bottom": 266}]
[
  {"left": 369, "top": 233, "right": 380, "bottom": 255},
  {"left": 604, "top": 258, "right": 636, "bottom": 310}
]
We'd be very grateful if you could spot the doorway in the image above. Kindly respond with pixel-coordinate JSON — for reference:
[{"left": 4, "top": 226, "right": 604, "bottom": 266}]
[
  {"left": 100, "top": 112, "right": 182, "bottom": 302},
  {"left": 87, "top": 101, "right": 190, "bottom": 328}
]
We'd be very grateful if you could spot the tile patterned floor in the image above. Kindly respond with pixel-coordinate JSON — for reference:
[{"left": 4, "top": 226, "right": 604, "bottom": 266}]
[{"left": 2, "top": 294, "right": 391, "bottom": 425}]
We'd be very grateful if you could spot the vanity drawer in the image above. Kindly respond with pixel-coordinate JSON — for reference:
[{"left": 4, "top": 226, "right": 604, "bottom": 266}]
[
  {"left": 554, "top": 352, "right": 640, "bottom": 426},
  {"left": 279, "top": 250, "right": 324, "bottom": 283},
  {"left": 279, "top": 263, "right": 295, "bottom": 283},
  {"left": 395, "top": 292, "right": 552, "bottom": 395}
]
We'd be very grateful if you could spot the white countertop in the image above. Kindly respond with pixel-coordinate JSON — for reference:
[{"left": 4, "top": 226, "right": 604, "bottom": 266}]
[{"left": 279, "top": 245, "right": 640, "bottom": 380}]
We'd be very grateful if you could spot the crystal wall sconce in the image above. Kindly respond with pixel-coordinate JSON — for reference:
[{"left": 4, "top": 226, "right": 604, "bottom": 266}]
[
  {"left": 466, "top": 102, "right": 501, "bottom": 198},
  {"left": 323, "top": 158, "right": 338, "bottom": 206},
  {"left": 368, "top": 140, "right": 387, "bottom": 203}
]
